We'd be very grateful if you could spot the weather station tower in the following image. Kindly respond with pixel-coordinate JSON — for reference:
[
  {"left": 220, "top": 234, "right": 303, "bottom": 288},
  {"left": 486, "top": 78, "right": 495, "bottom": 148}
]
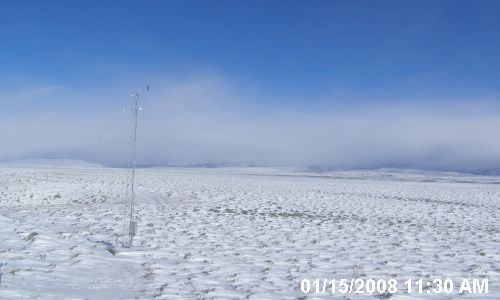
[{"left": 122, "top": 85, "right": 149, "bottom": 248}]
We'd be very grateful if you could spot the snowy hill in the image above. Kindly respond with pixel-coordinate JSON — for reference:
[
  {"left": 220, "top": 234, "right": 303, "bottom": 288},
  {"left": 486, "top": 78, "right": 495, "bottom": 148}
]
[{"left": 0, "top": 159, "right": 103, "bottom": 169}]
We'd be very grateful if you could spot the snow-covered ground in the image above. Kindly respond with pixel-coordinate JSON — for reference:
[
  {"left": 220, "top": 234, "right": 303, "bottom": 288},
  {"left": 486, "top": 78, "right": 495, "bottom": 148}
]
[{"left": 0, "top": 167, "right": 499, "bottom": 299}]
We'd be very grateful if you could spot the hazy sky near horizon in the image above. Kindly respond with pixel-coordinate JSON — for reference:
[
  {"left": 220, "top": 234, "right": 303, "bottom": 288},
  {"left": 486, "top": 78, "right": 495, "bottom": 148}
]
[{"left": 1, "top": 0, "right": 500, "bottom": 169}]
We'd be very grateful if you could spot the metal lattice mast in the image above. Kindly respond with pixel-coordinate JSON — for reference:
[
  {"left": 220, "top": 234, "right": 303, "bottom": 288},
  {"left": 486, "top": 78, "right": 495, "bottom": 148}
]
[
  {"left": 129, "top": 90, "right": 140, "bottom": 247},
  {"left": 123, "top": 89, "right": 141, "bottom": 247}
]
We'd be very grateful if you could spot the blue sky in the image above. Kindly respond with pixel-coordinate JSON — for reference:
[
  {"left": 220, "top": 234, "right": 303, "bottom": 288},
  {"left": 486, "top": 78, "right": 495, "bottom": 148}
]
[{"left": 1, "top": 1, "right": 500, "bottom": 169}]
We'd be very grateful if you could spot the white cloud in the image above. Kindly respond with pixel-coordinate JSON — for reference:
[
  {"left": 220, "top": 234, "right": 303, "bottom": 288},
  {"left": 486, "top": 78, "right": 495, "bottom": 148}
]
[{"left": 1, "top": 75, "right": 500, "bottom": 170}]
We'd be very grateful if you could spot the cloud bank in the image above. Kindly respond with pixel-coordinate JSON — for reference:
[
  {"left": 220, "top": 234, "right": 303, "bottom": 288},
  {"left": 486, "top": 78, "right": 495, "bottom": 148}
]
[{"left": 1, "top": 74, "right": 500, "bottom": 171}]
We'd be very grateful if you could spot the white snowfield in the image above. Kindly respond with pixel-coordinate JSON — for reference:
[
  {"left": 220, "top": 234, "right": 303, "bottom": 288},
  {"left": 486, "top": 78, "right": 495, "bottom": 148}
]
[{"left": 0, "top": 167, "right": 499, "bottom": 299}]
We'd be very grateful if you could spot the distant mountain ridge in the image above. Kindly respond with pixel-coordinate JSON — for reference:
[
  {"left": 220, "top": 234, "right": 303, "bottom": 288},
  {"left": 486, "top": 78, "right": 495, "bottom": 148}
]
[
  {"left": 2, "top": 158, "right": 500, "bottom": 176},
  {"left": 0, "top": 159, "right": 103, "bottom": 168}
]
